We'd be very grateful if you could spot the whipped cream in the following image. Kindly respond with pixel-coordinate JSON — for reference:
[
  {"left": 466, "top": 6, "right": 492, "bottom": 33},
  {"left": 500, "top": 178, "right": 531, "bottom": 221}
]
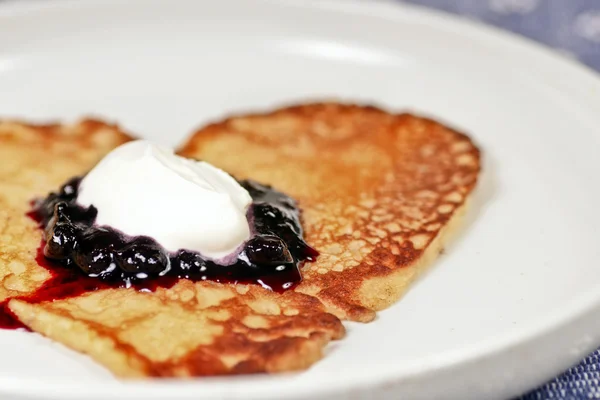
[{"left": 76, "top": 140, "right": 252, "bottom": 259}]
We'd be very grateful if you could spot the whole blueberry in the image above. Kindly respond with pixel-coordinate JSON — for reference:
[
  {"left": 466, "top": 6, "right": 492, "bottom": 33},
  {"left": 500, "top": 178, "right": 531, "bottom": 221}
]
[
  {"left": 252, "top": 204, "right": 287, "bottom": 234},
  {"left": 116, "top": 238, "right": 169, "bottom": 275},
  {"left": 245, "top": 235, "right": 293, "bottom": 266},
  {"left": 175, "top": 250, "right": 207, "bottom": 272},
  {"left": 44, "top": 222, "right": 78, "bottom": 259},
  {"left": 73, "top": 229, "right": 123, "bottom": 276}
]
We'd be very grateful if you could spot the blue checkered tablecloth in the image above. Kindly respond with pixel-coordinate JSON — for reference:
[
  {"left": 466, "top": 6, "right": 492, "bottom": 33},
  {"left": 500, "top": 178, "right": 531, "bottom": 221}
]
[{"left": 396, "top": 1, "right": 600, "bottom": 399}]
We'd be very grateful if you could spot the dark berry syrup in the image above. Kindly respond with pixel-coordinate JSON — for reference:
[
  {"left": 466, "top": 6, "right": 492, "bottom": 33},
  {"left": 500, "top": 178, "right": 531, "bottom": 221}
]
[{"left": 0, "top": 178, "right": 318, "bottom": 330}]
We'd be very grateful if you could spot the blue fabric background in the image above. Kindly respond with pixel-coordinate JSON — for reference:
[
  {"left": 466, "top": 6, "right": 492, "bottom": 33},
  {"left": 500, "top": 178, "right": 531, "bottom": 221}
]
[
  {"left": 1, "top": 0, "right": 599, "bottom": 398},
  {"left": 399, "top": 0, "right": 600, "bottom": 71},
  {"left": 397, "top": 1, "right": 600, "bottom": 399}
]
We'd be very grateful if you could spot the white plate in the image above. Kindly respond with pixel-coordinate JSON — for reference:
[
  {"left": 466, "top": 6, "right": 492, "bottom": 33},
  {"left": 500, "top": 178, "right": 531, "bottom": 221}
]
[{"left": 1, "top": 0, "right": 600, "bottom": 399}]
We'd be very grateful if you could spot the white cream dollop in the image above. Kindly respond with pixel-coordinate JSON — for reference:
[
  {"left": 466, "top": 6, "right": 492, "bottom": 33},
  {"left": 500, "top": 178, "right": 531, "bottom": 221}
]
[{"left": 76, "top": 140, "right": 252, "bottom": 259}]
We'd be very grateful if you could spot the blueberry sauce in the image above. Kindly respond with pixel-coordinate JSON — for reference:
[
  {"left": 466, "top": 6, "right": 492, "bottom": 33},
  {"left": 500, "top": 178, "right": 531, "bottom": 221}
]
[{"left": 0, "top": 177, "right": 318, "bottom": 330}]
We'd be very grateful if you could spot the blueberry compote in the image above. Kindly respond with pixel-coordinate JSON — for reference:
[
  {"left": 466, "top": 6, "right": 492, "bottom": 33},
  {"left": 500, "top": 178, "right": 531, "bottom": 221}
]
[
  {"left": 0, "top": 177, "right": 318, "bottom": 330},
  {"left": 42, "top": 177, "right": 318, "bottom": 289}
]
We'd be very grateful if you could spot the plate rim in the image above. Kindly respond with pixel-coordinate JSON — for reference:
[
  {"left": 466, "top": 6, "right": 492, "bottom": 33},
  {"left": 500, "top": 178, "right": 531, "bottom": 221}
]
[{"left": 1, "top": 0, "right": 600, "bottom": 398}]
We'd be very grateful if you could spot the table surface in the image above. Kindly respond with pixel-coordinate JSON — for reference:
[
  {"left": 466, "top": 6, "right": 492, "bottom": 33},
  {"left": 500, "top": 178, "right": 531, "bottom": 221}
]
[
  {"left": 399, "top": 2, "right": 600, "bottom": 399},
  {"left": 402, "top": 0, "right": 600, "bottom": 72},
  {"left": 1, "top": 0, "right": 600, "bottom": 399}
]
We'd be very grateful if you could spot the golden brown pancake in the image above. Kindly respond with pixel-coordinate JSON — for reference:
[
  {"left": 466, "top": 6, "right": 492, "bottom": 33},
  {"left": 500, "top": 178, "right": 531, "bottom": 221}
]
[
  {"left": 1, "top": 119, "right": 344, "bottom": 377},
  {"left": 179, "top": 103, "right": 481, "bottom": 322},
  {"left": 0, "top": 119, "right": 131, "bottom": 301},
  {"left": 10, "top": 281, "right": 343, "bottom": 377}
]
